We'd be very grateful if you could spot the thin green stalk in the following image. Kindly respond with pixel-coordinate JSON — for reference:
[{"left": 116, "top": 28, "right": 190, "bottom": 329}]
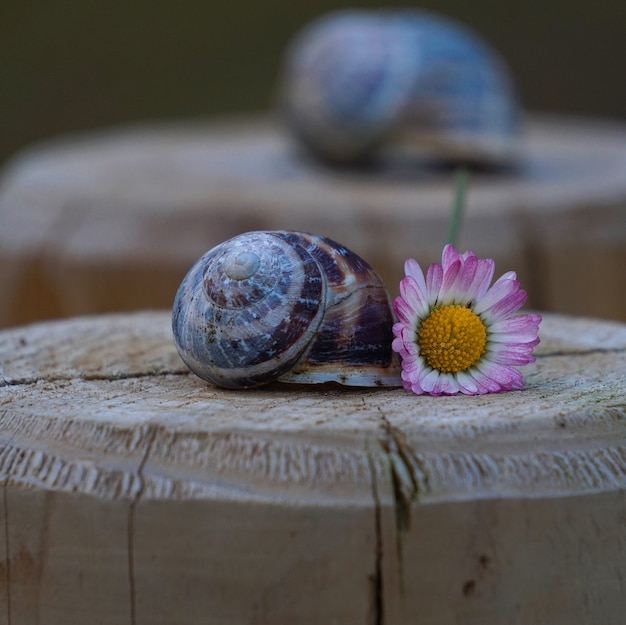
[{"left": 446, "top": 167, "right": 468, "bottom": 247}]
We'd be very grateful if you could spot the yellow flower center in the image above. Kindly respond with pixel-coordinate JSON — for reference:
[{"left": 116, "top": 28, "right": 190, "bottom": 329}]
[{"left": 417, "top": 304, "right": 487, "bottom": 373}]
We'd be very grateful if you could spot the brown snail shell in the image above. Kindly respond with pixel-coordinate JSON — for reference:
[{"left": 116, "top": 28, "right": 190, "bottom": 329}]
[{"left": 172, "top": 231, "right": 402, "bottom": 389}]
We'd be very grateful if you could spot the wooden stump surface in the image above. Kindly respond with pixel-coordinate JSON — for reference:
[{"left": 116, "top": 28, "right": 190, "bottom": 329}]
[
  {"left": 0, "top": 114, "right": 625, "bottom": 329},
  {"left": 0, "top": 311, "right": 625, "bottom": 624}
]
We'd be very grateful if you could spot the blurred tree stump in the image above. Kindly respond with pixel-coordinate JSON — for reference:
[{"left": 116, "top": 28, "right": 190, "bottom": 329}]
[
  {"left": 0, "top": 311, "right": 625, "bottom": 624},
  {"left": 0, "top": 114, "right": 625, "bottom": 329}
]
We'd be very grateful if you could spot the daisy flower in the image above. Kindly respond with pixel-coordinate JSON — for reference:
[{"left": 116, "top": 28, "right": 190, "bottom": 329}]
[{"left": 392, "top": 244, "right": 541, "bottom": 396}]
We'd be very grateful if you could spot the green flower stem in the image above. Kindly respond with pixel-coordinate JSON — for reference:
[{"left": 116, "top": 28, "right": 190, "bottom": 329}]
[{"left": 446, "top": 167, "right": 468, "bottom": 247}]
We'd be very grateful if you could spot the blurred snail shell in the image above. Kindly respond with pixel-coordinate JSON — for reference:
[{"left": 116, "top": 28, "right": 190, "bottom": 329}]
[
  {"left": 172, "top": 231, "right": 402, "bottom": 389},
  {"left": 280, "top": 9, "right": 520, "bottom": 166}
]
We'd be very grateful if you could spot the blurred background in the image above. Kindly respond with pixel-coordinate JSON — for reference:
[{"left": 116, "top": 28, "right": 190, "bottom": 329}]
[
  {"left": 1, "top": 0, "right": 625, "bottom": 329},
  {"left": 2, "top": 0, "right": 625, "bottom": 166}
]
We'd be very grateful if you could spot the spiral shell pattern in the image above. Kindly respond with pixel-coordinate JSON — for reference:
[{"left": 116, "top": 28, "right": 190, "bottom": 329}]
[
  {"left": 172, "top": 231, "right": 401, "bottom": 389},
  {"left": 280, "top": 9, "right": 520, "bottom": 166}
]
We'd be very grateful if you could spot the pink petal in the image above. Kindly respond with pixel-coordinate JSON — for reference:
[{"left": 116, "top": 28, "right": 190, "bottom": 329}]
[
  {"left": 461, "top": 250, "right": 478, "bottom": 262},
  {"left": 454, "top": 254, "right": 478, "bottom": 297},
  {"left": 400, "top": 358, "right": 428, "bottom": 394},
  {"left": 392, "top": 321, "right": 406, "bottom": 340},
  {"left": 489, "top": 341, "right": 538, "bottom": 356},
  {"left": 426, "top": 262, "right": 443, "bottom": 303},
  {"left": 393, "top": 297, "right": 413, "bottom": 324},
  {"left": 404, "top": 258, "right": 427, "bottom": 295},
  {"left": 490, "top": 313, "right": 542, "bottom": 334},
  {"left": 497, "top": 270, "right": 517, "bottom": 282},
  {"left": 460, "top": 370, "right": 499, "bottom": 395},
  {"left": 391, "top": 337, "right": 405, "bottom": 354},
  {"left": 442, "top": 244, "right": 461, "bottom": 270},
  {"left": 467, "top": 368, "right": 502, "bottom": 393},
  {"left": 489, "top": 330, "right": 540, "bottom": 345},
  {"left": 484, "top": 289, "right": 528, "bottom": 321},
  {"left": 476, "top": 360, "right": 524, "bottom": 390},
  {"left": 409, "top": 381, "right": 424, "bottom": 395},
  {"left": 431, "top": 374, "right": 460, "bottom": 395},
  {"left": 419, "top": 368, "right": 441, "bottom": 393},
  {"left": 466, "top": 258, "right": 495, "bottom": 302},
  {"left": 441, "top": 255, "right": 478, "bottom": 304},
  {"left": 455, "top": 370, "right": 479, "bottom": 394},
  {"left": 395, "top": 340, "right": 414, "bottom": 359},
  {"left": 487, "top": 348, "right": 537, "bottom": 366},
  {"left": 473, "top": 276, "right": 522, "bottom": 318},
  {"left": 401, "top": 356, "right": 423, "bottom": 374},
  {"left": 399, "top": 277, "right": 429, "bottom": 317},
  {"left": 401, "top": 326, "right": 417, "bottom": 352},
  {"left": 439, "top": 259, "right": 462, "bottom": 303}
]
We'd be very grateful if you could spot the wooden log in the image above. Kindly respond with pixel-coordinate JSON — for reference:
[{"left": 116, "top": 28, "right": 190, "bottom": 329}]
[
  {"left": 0, "top": 114, "right": 625, "bottom": 329},
  {"left": 0, "top": 311, "right": 625, "bottom": 624}
]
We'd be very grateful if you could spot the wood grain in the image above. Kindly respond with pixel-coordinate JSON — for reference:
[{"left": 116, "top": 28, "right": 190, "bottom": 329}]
[
  {"left": 0, "top": 311, "right": 625, "bottom": 623},
  {"left": 1, "top": 114, "right": 625, "bottom": 329}
]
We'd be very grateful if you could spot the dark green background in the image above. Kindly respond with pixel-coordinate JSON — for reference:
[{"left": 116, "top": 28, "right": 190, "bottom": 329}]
[{"left": 2, "top": 0, "right": 625, "bottom": 166}]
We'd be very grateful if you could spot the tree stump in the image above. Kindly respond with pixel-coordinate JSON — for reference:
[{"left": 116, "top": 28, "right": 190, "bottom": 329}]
[
  {"left": 0, "top": 311, "right": 625, "bottom": 624},
  {"left": 0, "top": 114, "right": 625, "bottom": 329}
]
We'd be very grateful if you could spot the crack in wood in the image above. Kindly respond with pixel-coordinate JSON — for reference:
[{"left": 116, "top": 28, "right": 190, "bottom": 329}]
[
  {"left": 375, "top": 406, "right": 437, "bottom": 600},
  {"left": 0, "top": 369, "right": 190, "bottom": 388},
  {"left": 366, "top": 442, "right": 384, "bottom": 625},
  {"left": 0, "top": 416, "right": 15, "bottom": 625},
  {"left": 82, "top": 370, "right": 190, "bottom": 382},
  {"left": 2, "top": 482, "right": 11, "bottom": 625},
  {"left": 536, "top": 347, "right": 626, "bottom": 359},
  {"left": 378, "top": 409, "right": 429, "bottom": 526},
  {"left": 128, "top": 427, "right": 157, "bottom": 625},
  {"left": 0, "top": 346, "right": 624, "bottom": 390}
]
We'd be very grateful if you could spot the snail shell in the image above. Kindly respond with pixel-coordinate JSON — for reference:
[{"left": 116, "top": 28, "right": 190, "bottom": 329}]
[
  {"left": 172, "top": 231, "right": 402, "bottom": 389},
  {"left": 280, "top": 9, "right": 520, "bottom": 166}
]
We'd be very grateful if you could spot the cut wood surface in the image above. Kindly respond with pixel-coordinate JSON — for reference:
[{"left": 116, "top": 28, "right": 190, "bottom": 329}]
[
  {"left": 1, "top": 114, "right": 625, "bottom": 329},
  {"left": 0, "top": 311, "right": 625, "bottom": 624}
]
